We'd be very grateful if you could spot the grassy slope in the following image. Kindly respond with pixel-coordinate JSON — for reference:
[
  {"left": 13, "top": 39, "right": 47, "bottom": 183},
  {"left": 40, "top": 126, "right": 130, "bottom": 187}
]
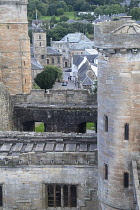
[{"left": 41, "top": 12, "right": 80, "bottom": 21}]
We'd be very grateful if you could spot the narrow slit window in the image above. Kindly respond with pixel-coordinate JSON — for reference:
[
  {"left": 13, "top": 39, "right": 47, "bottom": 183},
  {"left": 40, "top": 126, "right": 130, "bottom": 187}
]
[
  {"left": 124, "top": 172, "right": 129, "bottom": 188},
  {"left": 40, "top": 42, "right": 41, "bottom": 46},
  {"left": 124, "top": 123, "right": 129, "bottom": 140},
  {"left": 104, "top": 115, "right": 108, "bottom": 132},
  {"left": 0, "top": 185, "right": 3, "bottom": 206},
  {"left": 104, "top": 164, "right": 108, "bottom": 180}
]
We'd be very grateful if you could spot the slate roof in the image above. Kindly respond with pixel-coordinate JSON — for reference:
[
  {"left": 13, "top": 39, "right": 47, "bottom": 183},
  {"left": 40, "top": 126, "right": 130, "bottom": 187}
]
[
  {"left": 70, "top": 42, "right": 94, "bottom": 50},
  {"left": 82, "top": 75, "right": 94, "bottom": 86},
  {"left": 0, "top": 132, "right": 97, "bottom": 156},
  {"left": 74, "top": 56, "right": 85, "bottom": 66},
  {"left": 30, "top": 47, "right": 34, "bottom": 56},
  {"left": 73, "top": 54, "right": 97, "bottom": 65},
  {"left": 60, "top": 32, "right": 91, "bottom": 42},
  {"left": 47, "top": 47, "right": 61, "bottom": 55},
  {"left": 31, "top": 57, "right": 43, "bottom": 70}
]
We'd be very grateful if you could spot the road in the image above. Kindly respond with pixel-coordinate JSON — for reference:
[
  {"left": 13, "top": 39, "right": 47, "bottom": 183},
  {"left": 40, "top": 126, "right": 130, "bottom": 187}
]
[{"left": 53, "top": 71, "right": 77, "bottom": 90}]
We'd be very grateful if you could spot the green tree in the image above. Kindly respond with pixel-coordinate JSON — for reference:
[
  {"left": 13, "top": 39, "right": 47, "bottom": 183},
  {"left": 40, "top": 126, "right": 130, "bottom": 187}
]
[
  {"left": 34, "top": 66, "right": 62, "bottom": 92},
  {"left": 60, "top": 15, "right": 69, "bottom": 22},
  {"left": 56, "top": 8, "right": 64, "bottom": 16},
  {"left": 130, "top": 7, "right": 140, "bottom": 20},
  {"left": 57, "top": 1, "right": 68, "bottom": 11},
  {"left": 94, "top": 7, "right": 103, "bottom": 16},
  {"left": 47, "top": 3, "right": 57, "bottom": 16}
]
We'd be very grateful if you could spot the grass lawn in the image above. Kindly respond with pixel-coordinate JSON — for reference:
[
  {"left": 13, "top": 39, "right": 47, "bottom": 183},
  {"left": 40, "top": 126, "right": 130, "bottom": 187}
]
[
  {"left": 41, "top": 12, "right": 80, "bottom": 21},
  {"left": 86, "top": 122, "right": 95, "bottom": 130},
  {"left": 35, "top": 123, "right": 44, "bottom": 132}
]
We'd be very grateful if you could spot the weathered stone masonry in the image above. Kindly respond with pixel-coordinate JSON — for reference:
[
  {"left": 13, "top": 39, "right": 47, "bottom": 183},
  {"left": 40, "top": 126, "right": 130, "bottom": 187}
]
[
  {"left": 0, "top": 0, "right": 32, "bottom": 95},
  {"left": 0, "top": 132, "right": 98, "bottom": 210},
  {"left": 94, "top": 18, "right": 140, "bottom": 209}
]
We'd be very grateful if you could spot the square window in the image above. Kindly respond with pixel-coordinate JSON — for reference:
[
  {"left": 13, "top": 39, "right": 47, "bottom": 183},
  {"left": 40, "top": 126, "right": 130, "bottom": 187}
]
[{"left": 46, "top": 184, "right": 77, "bottom": 208}]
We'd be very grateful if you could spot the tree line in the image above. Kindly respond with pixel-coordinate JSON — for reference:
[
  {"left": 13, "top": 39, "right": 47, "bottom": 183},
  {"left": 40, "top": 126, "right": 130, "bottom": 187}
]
[{"left": 28, "top": 0, "right": 140, "bottom": 20}]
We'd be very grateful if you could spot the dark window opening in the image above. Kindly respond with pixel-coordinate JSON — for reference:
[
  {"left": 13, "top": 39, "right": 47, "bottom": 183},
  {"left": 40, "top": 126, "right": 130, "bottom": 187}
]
[
  {"left": 0, "top": 186, "right": 3, "bottom": 206},
  {"left": 58, "top": 57, "right": 60, "bottom": 64},
  {"left": 7, "top": 25, "right": 9, "bottom": 29},
  {"left": 41, "top": 55, "right": 44, "bottom": 59},
  {"left": 47, "top": 59, "right": 49, "bottom": 64},
  {"left": 47, "top": 184, "right": 77, "bottom": 208},
  {"left": 124, "top": 172, "right": 129, "bottom": 188},
  {"left": 40, "top": 42, "right": 41, "bottom": 46},
  {"left": 104, "top": 163, "right": 108, "bottom": 180},
  {"left": 52, "top": 58, "right": 54, "bottom": 64},
  {"left": 124, "top": 123, "right": 129, "bottom": 140},
  {"left": 104, "top": 115, "right": 108, "bottom": 132},
  {"left": 39, "top": 35, "right": 41, "bottom": 39},
  {"left": 24, "top": 61, "right": 25, "bottom": 66}
]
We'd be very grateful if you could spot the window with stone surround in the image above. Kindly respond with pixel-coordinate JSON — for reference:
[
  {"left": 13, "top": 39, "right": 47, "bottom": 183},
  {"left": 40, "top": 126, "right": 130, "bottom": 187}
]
[
  {"left": 0, "top": 185, "right": 3, "bottom": 206},
  {"left": 124, "top": 172, "right": 129, "bottom": 188},
  {"left": 104, "top": 115, "right": 108, "bottom": 132},
  {"left": 124, "top": 123, "right": 129, "bottom": 140},
  {"left": 47, "top": 59, "right": 49, "bottom": 64},
  {"left": 41, "top": 55, "right": 44, "bottom": 59},
  {"left": 39, "top": 35, "right": 41, "bottom": 39},
  {"left": 46, "top": 184, "right": 77, "bottom": 208},
  {"left": 104, "top": 163, "right": 108, "bottom": 180}
]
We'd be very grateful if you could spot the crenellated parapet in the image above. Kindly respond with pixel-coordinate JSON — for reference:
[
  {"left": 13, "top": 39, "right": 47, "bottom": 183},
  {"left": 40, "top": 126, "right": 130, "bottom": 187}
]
[
  {"left": 94, "top": 18, "right": 140, "bottom": 50},
  {"left": 0, "top": 0, "right": 28, "bottom": 5}
]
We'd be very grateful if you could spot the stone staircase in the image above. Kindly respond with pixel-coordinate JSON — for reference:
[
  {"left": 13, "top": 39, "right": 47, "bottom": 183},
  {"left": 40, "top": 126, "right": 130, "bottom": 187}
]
[{"left": 80, "top": 189, "right": 98, "bottom": 210}]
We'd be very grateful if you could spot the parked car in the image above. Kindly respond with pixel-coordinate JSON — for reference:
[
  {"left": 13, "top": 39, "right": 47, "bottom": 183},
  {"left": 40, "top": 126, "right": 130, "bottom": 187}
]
[
  {"left": 62, "top": 81, "right": 67, "bottom": 86},
  {"left": 65, "top": 69, "right": 72, "bottom": 72}
]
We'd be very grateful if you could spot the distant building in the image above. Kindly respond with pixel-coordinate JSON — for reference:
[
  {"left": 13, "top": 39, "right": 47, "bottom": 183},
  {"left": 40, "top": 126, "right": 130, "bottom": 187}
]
[{"left": 51, "top": 32, "right": 94, "bottom": 68}]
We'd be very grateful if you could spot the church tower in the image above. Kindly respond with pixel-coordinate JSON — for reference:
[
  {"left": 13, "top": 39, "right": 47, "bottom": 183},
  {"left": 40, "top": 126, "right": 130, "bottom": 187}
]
[
  {"left": 94, "top": 17, "right": 140, "bottom": 209},
  {"left": 32, "top": 29, "right": 47, "bottom": 66},
  {"left": 0, "top": 0, "right": 32, "bottom": 95}
]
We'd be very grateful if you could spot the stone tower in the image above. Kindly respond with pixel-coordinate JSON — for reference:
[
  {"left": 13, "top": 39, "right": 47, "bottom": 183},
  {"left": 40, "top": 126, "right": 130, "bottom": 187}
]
[
  {"left": 32, "top": 29, "right": 47, "bottom": 66},
  {"left": 0, "top": 0, "right": 32, "bottom": 95},
  {"left": 94, "top": 17, "right": 140, "bottom": 209}
]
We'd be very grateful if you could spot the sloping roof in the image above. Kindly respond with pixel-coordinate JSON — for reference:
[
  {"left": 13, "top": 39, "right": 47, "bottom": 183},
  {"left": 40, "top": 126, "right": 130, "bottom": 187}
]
[
  {"left": 60, "top": 32, "right": 91, "bottom": 42},
  {"left": 47, "top": 47, "right": 61, "bottom": 55},
  {"left": 31, "top": 57, "right": 43, "bottom": 70},
  {"left": 73, "top": 54, "right": 97, "bottom": 65},
  {"left": 30, "top": 47, "right": 34, "bottom": 56},
  {"left": 70, "top": 42, "right": 94, "bottom": 50},
  {"left": 82, "top": 75, "right": 93, "bottom": 86},
  {"left": 75, "top": 56, "right": 85, "bottom": 67},
  {"left": 66, "top": 19, "right": 75, "bottom": 24}
]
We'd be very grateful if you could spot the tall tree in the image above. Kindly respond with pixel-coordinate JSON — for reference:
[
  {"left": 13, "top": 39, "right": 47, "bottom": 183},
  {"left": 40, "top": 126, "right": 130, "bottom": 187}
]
[{"left": 34, "top": 66, "right": 62, "bottom": 92}]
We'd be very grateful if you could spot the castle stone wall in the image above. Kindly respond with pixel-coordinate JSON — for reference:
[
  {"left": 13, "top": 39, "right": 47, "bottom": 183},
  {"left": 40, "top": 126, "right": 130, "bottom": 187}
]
[
  {"left": 0, "top": 0, "right": 32, "bottom": 95},
  {"left": 0, "top": 83, "right": 13, "bottom": 131},
  {"left": 12, "top": 89, "right": 97, "bottom": 105},
  {"left": 94, "top": 18, "right": 140, "bottom": 209},
  {"left": 0, "top": 132, "right": 98, "bottom": 210}
]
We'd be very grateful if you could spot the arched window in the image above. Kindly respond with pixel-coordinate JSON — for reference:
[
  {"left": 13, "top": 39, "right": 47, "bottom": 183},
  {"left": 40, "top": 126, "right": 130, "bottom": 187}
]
[
  {"left": 124, "top": 123, "right": 129, "bottom": 140},
  {"left": 124, "top": 172, "right": 129, "bottom": 188},
  {"left": 104, "top": 115, "right": 108, "bottom": 132},
  {"left": 104, "top": 163, "right": 108, "bottom": 180}
]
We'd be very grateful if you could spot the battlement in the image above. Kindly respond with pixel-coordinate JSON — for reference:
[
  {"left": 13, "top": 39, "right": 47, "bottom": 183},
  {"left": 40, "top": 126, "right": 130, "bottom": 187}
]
[
  {"left": 0, "top": 0, "right": 28, "bottom": 5},
  {"left": 12, "top": 89, "right": 97, "bottom": 105},
  {"left": 94, "top": 18, "right": 140, "bottom": 49}
]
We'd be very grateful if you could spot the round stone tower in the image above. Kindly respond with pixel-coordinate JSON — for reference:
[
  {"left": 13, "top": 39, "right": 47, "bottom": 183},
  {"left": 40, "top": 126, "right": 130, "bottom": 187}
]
[
  {"left": 94, "top": 17, "right": 140, "bottom": 209},
  {"left": 0, "top": 0, "right": 32, "bottom": 95}
]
